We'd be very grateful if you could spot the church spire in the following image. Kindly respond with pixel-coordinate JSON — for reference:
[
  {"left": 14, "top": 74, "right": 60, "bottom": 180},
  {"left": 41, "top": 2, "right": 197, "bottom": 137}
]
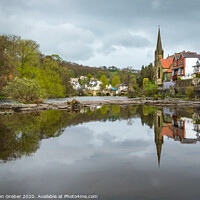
[
  {"left": 156, "top": 26, "right": 163, "bottom": 57},
  {"left": 156, "top": 27, "right": 163, "bottom": 56}
]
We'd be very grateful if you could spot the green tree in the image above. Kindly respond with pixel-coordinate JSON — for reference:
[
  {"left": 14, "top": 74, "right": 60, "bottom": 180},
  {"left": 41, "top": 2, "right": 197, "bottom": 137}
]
[
  {"left": 36, "top": 57, "right": 66, "bottom": 98},
  {"left": 111, "top": 75, "right": 121, "bottom": 87},
  {"left": 97, "top": 71, "right": 105, "bottom": 80},
  {"left": 100, "top": 75, "right": 108, "bottom": 89},
  {"left": 2, "top": 77, "right": 46, "bottom": 103},
  {"left": 143, "top": 78, "right": 149, "bottom": 87},
  {"left": 87, "top": 73, "right": 93, "bottom": 81},
  {"left": 144, "top": 83, "right": 158, "bottom": 96}
]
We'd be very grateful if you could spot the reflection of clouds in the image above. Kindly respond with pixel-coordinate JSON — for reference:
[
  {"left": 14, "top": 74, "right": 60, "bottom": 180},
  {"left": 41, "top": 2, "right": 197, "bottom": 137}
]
[
  {"left": 0, "top": 117, "right": 200, "bottom": 199},
  {"left": 36, "top": 118, "right": 153, "bottom": 165}
]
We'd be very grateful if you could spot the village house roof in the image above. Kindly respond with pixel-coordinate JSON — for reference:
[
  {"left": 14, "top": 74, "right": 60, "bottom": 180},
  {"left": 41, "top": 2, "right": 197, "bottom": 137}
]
[
  {"left": 160, "top": 126, "right": 173, "bottom": 137},
  {"left": 181, "top": 52, "right": 199, "bottom": 58},
  {"left": 166, "top": 68, "right": 172, "bottom": 73},
  {"left": 173, "top": 52, "right": 199, "bottom": 60},
  {"left": 160, "top": 58, "right": 173, "bottom": 69},
  {"left": 119, "top": 83, "right": 128, "bottom": 87},
  {"left": 166, "top": 55, "right": 174, "bottom": 59}
]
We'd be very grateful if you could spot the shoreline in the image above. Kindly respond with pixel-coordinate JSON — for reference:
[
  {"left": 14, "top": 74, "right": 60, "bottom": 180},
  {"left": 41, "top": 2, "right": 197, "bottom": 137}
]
[{"left": 0, "top": 98, "right": 200, "bottom": 113}]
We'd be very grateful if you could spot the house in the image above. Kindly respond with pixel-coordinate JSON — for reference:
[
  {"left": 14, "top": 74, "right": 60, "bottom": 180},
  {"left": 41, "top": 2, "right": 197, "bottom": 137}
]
[
  {"left": 86, "top": 80, "right": 102, "bottom": 91},
  {"left": 72, "top": 82, "right": 81, "bottom": 90},
  {"left": 192, "top": 58, "right": 200, "bottom": 75},
  {"left": 172, "top": 52, "right": 200, "bottom": 81},
  {"left": 79, "top": 76, "right": 88, "bottom": 80},
  {"left": 106, "top": 84, "right": 113, "bottom": 90},
  {"left": 70, "top": 78, "right": 79, "bottom": 84},
  {"left": 118, "top": 83, "right": 128, "bottom": 93},
  {"left": 70, "top": 78, "right": 81, "bottom": 90},
  {"left": 161, "top": 56, "right": 173, "bottom": 81}
]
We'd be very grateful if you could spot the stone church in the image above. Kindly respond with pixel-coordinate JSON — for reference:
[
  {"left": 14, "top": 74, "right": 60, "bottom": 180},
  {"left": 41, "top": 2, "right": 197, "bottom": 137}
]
[{"left": 154, "top": 28, "right": 173, "bottom": 85}]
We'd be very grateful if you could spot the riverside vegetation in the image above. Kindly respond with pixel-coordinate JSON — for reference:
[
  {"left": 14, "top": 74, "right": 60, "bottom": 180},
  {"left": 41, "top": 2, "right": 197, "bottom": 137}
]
[
  {"left": 0, "top": 34, "right": 195, "bottom": 104},
  {"left": 0, "top": 34, "right": 159, "bottom": 103}
]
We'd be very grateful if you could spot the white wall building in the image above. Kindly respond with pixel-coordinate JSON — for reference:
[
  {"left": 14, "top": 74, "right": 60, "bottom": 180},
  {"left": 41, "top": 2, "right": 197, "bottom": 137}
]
[
  {"left": 86, "top": 80, "right": 102, "bottom": 91},
  {"left": 118, "top": 84, "right": 128, "bottom": 92},
  {"left": 172, "top": 52, "right": 200, "bottom": 80}
]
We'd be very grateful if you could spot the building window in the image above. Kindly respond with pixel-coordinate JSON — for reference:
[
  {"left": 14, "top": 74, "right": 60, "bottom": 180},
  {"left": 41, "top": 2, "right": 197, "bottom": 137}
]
[
  {"left": 158, "top": 67, "right": 160, "bottom": 79},
  {"left": 158, "top": 116, "right": 161, "bottom": 128}
]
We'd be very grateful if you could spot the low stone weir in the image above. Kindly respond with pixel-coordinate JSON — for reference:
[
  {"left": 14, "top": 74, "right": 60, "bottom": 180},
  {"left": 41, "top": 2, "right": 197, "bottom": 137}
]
[{"left": 0, "top": 98, "right": 200, "bottom": 113}]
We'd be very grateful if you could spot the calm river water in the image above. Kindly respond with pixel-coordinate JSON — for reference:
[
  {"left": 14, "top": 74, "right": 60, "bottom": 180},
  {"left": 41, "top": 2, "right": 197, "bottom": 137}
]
[{"left": 0, "top": 105, "right": 199, "bottom": 200}]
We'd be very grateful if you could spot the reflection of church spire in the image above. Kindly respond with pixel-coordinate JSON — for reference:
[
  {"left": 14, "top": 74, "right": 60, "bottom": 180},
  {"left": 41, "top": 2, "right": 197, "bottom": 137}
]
[
  {"left": 156, "top": 141, "right": 163, "bottom": 167},
  {"left": 154, "top": 113, "right": 164, "bottom": 167}
]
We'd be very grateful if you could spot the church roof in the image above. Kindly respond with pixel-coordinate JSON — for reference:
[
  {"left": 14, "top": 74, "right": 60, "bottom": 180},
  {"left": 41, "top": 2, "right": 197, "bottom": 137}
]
[{"left": 160, "top": 58, "right": 173, "bottom": 69}]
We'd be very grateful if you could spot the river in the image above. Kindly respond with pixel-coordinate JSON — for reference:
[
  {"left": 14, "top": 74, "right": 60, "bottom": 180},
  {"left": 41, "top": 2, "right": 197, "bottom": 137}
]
[{"left": 0, "top": 105, "right": 199, "bottom": 200}]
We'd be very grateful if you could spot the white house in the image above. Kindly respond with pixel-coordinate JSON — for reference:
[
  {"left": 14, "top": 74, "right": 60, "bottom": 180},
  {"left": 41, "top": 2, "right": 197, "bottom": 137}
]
[
  {"left": 106, "top": 84, "right": 113, "bottom": 90},
  {"left": 118, "top": 83, "right": 128, "bottom": 92},
  {"left": 86, "top": 80, "right": 102, "bottom": 91},
  {"left": 70, "top": 78, "right": 79, "bottom": 84},
  {"left": 172, "top": 52, "right": 200, "bottom": 80},
  {"left": 193, "top": 58, "right": 200, "bottom": 74},
  {"left": 79, "top": 76, "right": 88, "bottom": 80},
  {"left": 70, "top": 78, "right": 81, "bottom": 90}
]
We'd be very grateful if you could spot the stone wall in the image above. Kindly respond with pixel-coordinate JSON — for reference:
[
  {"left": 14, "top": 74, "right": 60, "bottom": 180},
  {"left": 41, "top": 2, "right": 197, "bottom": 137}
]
[
  {"left": 176, "top": 79, "right": 192, "bottom": 88},
  {"left": 194, "top": 87, "right": 200, "bottom": 98}
]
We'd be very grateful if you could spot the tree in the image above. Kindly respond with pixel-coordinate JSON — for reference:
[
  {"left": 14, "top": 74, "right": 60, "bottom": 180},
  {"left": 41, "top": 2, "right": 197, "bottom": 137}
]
[
  {"left": 87, "top": 73, "right": 93, "bottom": 81},
  {"left": 97, "top": 71, "right": 105, "bottom": 80},
  {"left": 143, "top": 78, "right": 149, "bottom": 87},
  {"left": 120, "top": 67, "right": 137, "bottom": 94},
  {"left": 144, "top": 83, "right": 158, "bottom": 96},
  {"left": 111, "top": 75, "right": 121, "bottom": 87},
  {"left": 137, "top": 63, "right": 154, "bottom": 87},
  {"left": 2, "top": 77, "right": 46, "bottom": 103},
  {"left": 100, "top": 75, "right": 108, "bottom": 89},
  {"left": 36, "top": 57, "right": 66, "bottom": 98}
]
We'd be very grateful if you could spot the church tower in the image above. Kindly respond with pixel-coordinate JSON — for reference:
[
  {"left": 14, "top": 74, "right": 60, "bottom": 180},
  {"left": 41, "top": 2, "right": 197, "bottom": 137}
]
[{"left": 154, "top": 27, "right": 164, "bottom": 84}]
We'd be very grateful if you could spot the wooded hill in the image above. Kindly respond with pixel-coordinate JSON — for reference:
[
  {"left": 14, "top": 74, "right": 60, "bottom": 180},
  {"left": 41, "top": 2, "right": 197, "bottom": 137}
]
[{"left": 0, "top": 34, "right": 142, "bottom": 100}]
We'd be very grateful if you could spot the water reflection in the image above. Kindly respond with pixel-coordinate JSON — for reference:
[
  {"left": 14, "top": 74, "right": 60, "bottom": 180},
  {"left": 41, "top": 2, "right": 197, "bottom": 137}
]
[
  {"left": 0, "top": 105, "right": 200, "bottom": 199},
  {"left": 0, "top": 105, "right": 200, "bottom": 164}
]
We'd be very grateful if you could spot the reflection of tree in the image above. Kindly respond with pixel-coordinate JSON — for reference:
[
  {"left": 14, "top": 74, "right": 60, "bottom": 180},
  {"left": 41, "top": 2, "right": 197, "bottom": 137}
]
[
  {"left": 138, "top": 105, "right": 157, "bottom": 128},
  {"left": 111, "top": 105, "right": 121, "bottom": 115},
  {"left": 100, "top": 105, "right": 109, "bottom": 115},
  {"left": 0, "top": 118, "right": 39, "bottom": 162},
  {"left": 0, "top": 105, "right": 158, "bottom": 162}
]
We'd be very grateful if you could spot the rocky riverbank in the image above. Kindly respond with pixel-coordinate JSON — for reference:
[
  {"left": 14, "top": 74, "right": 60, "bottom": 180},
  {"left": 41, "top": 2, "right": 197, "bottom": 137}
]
[{"left": 0, "top": 98, "right": 200, "bottom": 113}]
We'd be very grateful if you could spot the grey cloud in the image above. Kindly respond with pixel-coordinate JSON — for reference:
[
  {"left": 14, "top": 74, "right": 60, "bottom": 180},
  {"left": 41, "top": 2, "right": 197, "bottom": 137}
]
[
  {"left": 99, "top": 31, "right": 151, "bottom": 55},
  {"left": 0, "top": 0, "right": 200, "bottom": 68}
]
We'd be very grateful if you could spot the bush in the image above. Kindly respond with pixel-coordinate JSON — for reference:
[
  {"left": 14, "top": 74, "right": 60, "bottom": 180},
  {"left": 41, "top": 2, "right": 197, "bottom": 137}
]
[
  {"left": 186, "top": 86, "right": 194, "bottom": 99},
  {"left": 144, "top": 83, "right": 158, "bottom": 96},
  {"left": 143, "top": 78, "right": 149, "bottom": 87},
  {"left": 177, "top": 77, "right": 181, "bottom": 80},
  {"left": 96, "top": 91, "right": 103, "bottom": 96},
  {"left": 2, "top": 77, "right": 46, "bottom": 103}
]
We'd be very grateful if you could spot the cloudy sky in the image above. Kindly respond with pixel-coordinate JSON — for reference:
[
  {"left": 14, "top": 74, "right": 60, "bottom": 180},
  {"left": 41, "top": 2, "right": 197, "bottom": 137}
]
[{"left": 0, "top": 0, "right": 200, "bottom": 69}]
